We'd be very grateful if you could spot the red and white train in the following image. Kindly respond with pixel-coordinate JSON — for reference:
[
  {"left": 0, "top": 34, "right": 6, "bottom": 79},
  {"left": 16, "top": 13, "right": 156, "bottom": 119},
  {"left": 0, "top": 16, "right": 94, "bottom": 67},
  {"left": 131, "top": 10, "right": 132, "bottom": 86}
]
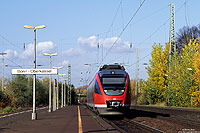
[{"left": 87, "top": 64, "right": 131, "bottom": 115}]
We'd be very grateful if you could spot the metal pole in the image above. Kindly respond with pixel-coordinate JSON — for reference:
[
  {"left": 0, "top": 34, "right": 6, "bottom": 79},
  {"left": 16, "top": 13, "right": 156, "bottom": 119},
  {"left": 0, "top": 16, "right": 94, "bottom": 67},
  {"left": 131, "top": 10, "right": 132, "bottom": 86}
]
[
  {"left": 49, "top": 56, "right": 52, "bottom": 112},
  {"left": 2, "top": 55, "right": 4, "bottom": 92},
  {"left": 61, "top": 83, "right": 64, "bottom": 108},
  {"left": 0, "top": 53, "right": 6, "bottom": 92},
  {"left": 167, "top": 3, "right": 175, "bottom": 105},
  {"left": 97, "top": 34, "right": 99, "bottom": 65},
  {"left": 32, "top": 29, "right": 37, "bottom": 120},
  {"left": 64, "top": 80, "right": 66, "bottom": 106},
  {"left": 53, "top": 79, "right": 56, "bottom": 111},
  {"left": 135, "top": 48, "right": 139, "bottom": 96},
  {"left": 68, "top": 64, "right": 71, "bottom": 105},
  {"left": 56, "top": 74, "right": 59, "bottom": 109},
  {"left": 102, "top": 44, "right": 103, "bottom": 62}
]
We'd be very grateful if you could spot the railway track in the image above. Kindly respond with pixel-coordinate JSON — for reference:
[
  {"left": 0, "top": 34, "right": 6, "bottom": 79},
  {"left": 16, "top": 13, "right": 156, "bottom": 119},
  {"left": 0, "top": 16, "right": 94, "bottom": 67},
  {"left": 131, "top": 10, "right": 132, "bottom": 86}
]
[
  {"left": 86, "top": 104, "right": 200, "bottom": 132},
  {"left": 103, "top": 116, "right": 164, "bottom": 133},
  {"left": 131, "top": 106, "right": 200, "bottom": 127},
  {"left": 85, "top": 105, "right": 164, "bottom": 133}
]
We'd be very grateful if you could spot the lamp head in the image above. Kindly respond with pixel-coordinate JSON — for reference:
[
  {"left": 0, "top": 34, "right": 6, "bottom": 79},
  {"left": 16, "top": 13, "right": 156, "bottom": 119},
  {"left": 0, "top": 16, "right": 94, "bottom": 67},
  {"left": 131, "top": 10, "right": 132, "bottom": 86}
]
[
  {"left": 35, "top": 25, "right": 46, "bottom": 29},
  {"left": 24, "top": 25, "right": 35, "bottom": 29}
]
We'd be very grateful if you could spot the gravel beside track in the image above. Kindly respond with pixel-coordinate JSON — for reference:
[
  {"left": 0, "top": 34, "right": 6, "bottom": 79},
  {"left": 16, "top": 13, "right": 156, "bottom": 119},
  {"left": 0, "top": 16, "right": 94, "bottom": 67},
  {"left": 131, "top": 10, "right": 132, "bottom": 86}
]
[
  {"left": 91, "top": 105, "right": 200, "bottom": 133},
  {"left": 86, "top": 105, "right": 164, "bottom": 133},
  {"left": 104, "top": 116, "right": 164, "bottom": 133},
  {"left": 128, "top": 106, "right": 200, "bottom": 132}
]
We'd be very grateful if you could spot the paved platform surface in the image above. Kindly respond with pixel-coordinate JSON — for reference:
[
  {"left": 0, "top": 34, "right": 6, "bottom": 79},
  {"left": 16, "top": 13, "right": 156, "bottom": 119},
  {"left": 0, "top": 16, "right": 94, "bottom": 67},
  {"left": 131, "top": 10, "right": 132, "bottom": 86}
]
[{"left": 0, "top": 105, "right": 118, "bottom": 133}]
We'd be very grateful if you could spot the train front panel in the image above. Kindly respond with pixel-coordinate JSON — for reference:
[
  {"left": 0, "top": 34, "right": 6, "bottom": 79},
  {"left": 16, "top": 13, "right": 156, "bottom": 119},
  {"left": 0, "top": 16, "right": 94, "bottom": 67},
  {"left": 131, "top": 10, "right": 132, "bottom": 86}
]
[{"left": 93, "top": 70, "right": 131, "bottom": 115}]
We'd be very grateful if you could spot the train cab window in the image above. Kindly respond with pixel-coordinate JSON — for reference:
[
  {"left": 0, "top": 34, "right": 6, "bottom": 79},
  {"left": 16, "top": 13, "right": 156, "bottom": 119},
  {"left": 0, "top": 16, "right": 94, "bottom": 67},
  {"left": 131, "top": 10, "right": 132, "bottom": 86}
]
[
  {"left": 100, "top": 75, "right": 127, "bottom": 96},
  {"left": 102, "top": 77, "right": 125, "bottom": 85},
  {"left": 95, "top": 80, "right": 102, "bottom": 95}
]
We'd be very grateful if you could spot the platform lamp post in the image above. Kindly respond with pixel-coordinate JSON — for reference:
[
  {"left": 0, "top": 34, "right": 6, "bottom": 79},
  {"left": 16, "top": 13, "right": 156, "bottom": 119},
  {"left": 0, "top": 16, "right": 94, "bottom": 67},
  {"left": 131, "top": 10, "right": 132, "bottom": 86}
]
[
  {"left": 24, "top": 25, "right": 46, "bottom": 120},
  {"left": 53, "top": 66, "right": 62, "bottom": 109},
  {"left": 62, "top": 78, "right": 68, "bottom": 107},
  {"left": 59, "top": 74, "right": 66, "bottom": 108},
  {"left": 44, "top": 53, "right": 57, "bottom": 112}
]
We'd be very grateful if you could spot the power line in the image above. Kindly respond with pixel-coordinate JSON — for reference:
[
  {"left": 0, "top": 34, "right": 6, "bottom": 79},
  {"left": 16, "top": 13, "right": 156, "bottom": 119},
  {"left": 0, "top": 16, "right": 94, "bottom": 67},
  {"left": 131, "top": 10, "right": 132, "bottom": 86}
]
[
  {"left": 95, "top": 0, "right": 122, "bottom": 49},
  {"left": 109, "top": 0, "right": 123, "bottom": 34},
  {"left": 126, "top": 1, "right": 189, "bottom": 79},
  {"left": 127, "top": 52, "right": 151, "bottom": 69},
  {"left": 86, "top": 0, "right": 188, "bottom": 83},
  {"left": 134, "top": 0, "right": 188, "bottom": 48},
  {"left": 133, "top": 4, "right": 170, "bottom": 25},
  {"left": 87, "top": 0, "right": 146, "bottom": 83},
  {"left": 100, "top": 0, "right": 147, "bottom": 65},
  {"left": 0, "top": 34, "right": 24, "bottom": 51},
  {"left": 4, "top": 56, "right": 23, "bottom": 68}
]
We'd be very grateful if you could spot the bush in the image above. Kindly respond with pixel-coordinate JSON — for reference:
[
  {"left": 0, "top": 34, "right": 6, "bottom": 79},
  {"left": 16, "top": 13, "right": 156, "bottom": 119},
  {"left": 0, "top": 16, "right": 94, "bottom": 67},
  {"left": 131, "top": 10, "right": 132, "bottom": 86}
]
[
  {"left": 193, "top": 91, "right": 200, "bottom": 107},
  {"left": 3, "top": 106, "right": 12, "bottom": 113},
  {"left": 137, "top": 93, "right": 148, "bottom": 105},
  {"left": 0, "top": 107, "right": 3, "bottom": 114}
]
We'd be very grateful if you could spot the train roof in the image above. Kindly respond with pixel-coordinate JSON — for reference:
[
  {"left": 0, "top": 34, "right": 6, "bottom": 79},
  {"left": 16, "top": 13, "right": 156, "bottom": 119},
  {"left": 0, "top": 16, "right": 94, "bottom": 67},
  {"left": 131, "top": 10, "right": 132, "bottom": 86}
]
[{"left": 99, "top": 64, "right": 125, "bottom": 71}]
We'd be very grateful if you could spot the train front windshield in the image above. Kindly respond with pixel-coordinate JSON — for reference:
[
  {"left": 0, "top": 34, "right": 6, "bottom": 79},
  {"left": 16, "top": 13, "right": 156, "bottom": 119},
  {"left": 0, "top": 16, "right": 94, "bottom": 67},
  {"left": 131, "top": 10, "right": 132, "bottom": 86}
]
[{"left": 101, "top": 75, "right": 127, "bottom": 96}]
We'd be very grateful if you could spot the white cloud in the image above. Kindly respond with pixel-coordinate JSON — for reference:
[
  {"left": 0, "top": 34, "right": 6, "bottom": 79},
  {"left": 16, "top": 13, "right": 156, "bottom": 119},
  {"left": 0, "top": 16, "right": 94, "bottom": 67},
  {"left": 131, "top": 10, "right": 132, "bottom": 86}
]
[
  {"left": 37, "top": 41, "right": 56, "bottom": 53},
  {"left": 20, "top": 41, "right": 56, "bottom": 59},
  {"left": 4, "top": 49, "right": 18, "bottom": 59},
  {"left": 20, "top": 43, "right": 34, "bottom": 59},
  {"left": 58, "top": 60, "right": 69, "bottom": 67},
  {"left": 99, "top": 37, "right": 121, "bottom": 48},
  {"left": 77, "top": 36, "right": 132, "bottom": 53},
  {"left": 62, "top": 48, "right": 85, "bottom": 57},
  {"left": 78, "top": 36, "right": 97, "bottom": 50}
]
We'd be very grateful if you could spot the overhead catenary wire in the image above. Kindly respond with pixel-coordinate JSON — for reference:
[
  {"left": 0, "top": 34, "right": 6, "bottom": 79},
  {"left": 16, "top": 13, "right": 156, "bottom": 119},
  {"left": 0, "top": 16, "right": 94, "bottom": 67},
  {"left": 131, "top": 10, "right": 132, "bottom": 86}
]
[
  {"left": 126, "top": 0, "right": 189, "bottom": 77},
  {"left": 100, "top": 0, "right": 147, "bottom": 66},
  {"left": 0, "top": 34, "right": 24, "bottom": 51},
  {"left": 134, "top": 0, "right": 188, "bottom": 48},
  {"left": 96, "top": 0, "right": 188, "bottom": 73},
  {"left": 87, "top": 0, "right": 147, "bottom": 83},
  {"left": 81, "top": 0, "right": 189, "bottom": 85},
  {"left": 184, "top": 1, "right": 189, "bottom": 27},
  {"left": 108, "top": 0, "right": 123, "bottom": 37},
  {"left": 4, "top": 56, "right": 23, "bottom": 68}
]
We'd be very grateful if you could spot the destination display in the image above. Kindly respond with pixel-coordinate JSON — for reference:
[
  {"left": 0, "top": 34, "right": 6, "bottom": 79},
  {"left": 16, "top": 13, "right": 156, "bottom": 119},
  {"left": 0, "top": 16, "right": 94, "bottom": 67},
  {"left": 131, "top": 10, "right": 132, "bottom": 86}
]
[{"left": 12, "top": 69, "right": 58, "bottom": 75}]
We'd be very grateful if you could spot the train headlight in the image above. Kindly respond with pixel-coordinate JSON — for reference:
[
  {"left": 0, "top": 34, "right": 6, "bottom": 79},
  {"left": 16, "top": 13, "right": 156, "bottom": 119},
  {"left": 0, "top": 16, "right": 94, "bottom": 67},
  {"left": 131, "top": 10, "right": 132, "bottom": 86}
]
[
  {"left": 104, "top": 90, "right": 107, "bottom": 92},
  {"left": 121, "top": 90, "right": 124, "bottom": 92}
]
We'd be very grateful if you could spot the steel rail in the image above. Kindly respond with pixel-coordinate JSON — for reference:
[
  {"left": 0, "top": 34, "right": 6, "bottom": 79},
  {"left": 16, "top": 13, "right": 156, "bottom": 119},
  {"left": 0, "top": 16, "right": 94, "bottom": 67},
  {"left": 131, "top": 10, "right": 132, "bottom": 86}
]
[
  {"left": 86, "top": 105, "right": 164, "bottom": 133},
  {"left": 123, "top": 118, "right": 164, "bottom": 133}
]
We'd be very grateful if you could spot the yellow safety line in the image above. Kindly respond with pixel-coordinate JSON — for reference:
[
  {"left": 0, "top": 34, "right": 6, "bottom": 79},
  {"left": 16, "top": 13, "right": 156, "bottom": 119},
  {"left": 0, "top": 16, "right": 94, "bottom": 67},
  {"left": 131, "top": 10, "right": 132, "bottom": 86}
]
[{"left": 78, "top": 106, "right": 83, "bottom": 133}]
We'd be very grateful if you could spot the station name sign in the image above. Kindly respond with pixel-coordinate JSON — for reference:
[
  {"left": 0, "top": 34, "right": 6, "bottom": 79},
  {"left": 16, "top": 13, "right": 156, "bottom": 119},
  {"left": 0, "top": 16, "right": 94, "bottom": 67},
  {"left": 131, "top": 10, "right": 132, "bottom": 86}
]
[{"left": 12, "top": 69, "right": 58, "bottom": 75}]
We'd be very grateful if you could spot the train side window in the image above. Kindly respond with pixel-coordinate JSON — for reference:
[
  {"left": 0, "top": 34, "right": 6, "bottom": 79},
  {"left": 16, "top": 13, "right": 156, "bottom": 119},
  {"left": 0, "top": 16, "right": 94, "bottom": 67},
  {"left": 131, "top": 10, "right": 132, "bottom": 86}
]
[
  {"left": 95, "top": 80, "right": 102, "bottom": 95},
  {"left": 127, "top": 78, "right": 131, "bottom": 94}
]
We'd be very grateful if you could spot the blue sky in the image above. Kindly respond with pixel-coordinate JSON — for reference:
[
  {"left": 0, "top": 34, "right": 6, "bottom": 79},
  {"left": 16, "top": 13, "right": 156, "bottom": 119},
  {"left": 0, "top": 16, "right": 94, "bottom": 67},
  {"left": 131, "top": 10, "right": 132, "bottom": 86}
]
[{"left": 0, "top": 0, "right": 199, "bottom": 87}]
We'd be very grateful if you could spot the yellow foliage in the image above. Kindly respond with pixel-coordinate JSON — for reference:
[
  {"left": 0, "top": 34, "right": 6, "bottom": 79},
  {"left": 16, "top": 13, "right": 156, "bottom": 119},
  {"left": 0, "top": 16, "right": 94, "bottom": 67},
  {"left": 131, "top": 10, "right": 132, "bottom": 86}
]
[
  {"left": 147, "top": 43, "right": 169, "bottom": 97},
  {"left": 192, "top": 91, "right": 200, "bottom": 107}
]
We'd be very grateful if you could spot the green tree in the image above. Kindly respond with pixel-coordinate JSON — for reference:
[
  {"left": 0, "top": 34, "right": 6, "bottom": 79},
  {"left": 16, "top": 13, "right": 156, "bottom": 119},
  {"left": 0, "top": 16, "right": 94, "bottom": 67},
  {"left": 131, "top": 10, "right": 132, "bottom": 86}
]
[
  {"left": 36, "top": 79, "right": 48, "bottom": 106},
  {"left": 146, "top": 43, "right": 169, "bottom": 104},
  {"left": 167, "top": 39, "right": 199, "bottom": 107},
  {"left": 6, "top": 75, "right": 32, "bottom": 107}
]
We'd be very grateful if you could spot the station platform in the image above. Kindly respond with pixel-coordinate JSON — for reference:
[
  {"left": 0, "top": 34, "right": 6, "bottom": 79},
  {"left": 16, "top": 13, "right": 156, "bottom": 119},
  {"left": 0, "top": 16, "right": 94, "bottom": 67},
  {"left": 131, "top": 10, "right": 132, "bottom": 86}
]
[{"left": 1, "top": 105, "right": 118, "bottom": 133}]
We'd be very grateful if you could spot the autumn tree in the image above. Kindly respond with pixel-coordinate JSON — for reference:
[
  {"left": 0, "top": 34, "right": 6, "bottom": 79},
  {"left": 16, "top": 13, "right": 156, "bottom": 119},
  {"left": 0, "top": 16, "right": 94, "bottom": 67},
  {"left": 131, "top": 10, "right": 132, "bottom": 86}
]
[
  {"left": 167, "top": 39, "right": 200, "bottom": 107},
  {"left": 146, "top": 43, "right": 169, "bottom": 104},
  {"left": 192, "top": 41, "right": 200, "bottom": 107},
  {"left": 176, "top": 25, "right": 200, "bottom": 53},
  {"left": 5, "top": 75, "right": 32, "bottom": 107}
]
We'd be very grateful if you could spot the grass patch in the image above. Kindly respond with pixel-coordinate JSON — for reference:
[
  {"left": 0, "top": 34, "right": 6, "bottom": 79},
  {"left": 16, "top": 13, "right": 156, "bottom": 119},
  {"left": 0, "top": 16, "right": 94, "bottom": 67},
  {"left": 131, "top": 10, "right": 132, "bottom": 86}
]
[
  {"left": 91, "top": 114, "right": 96, "bottom": 119},
  {"left": 0, "top": 106, "right": 17, "bottom": 114}
]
